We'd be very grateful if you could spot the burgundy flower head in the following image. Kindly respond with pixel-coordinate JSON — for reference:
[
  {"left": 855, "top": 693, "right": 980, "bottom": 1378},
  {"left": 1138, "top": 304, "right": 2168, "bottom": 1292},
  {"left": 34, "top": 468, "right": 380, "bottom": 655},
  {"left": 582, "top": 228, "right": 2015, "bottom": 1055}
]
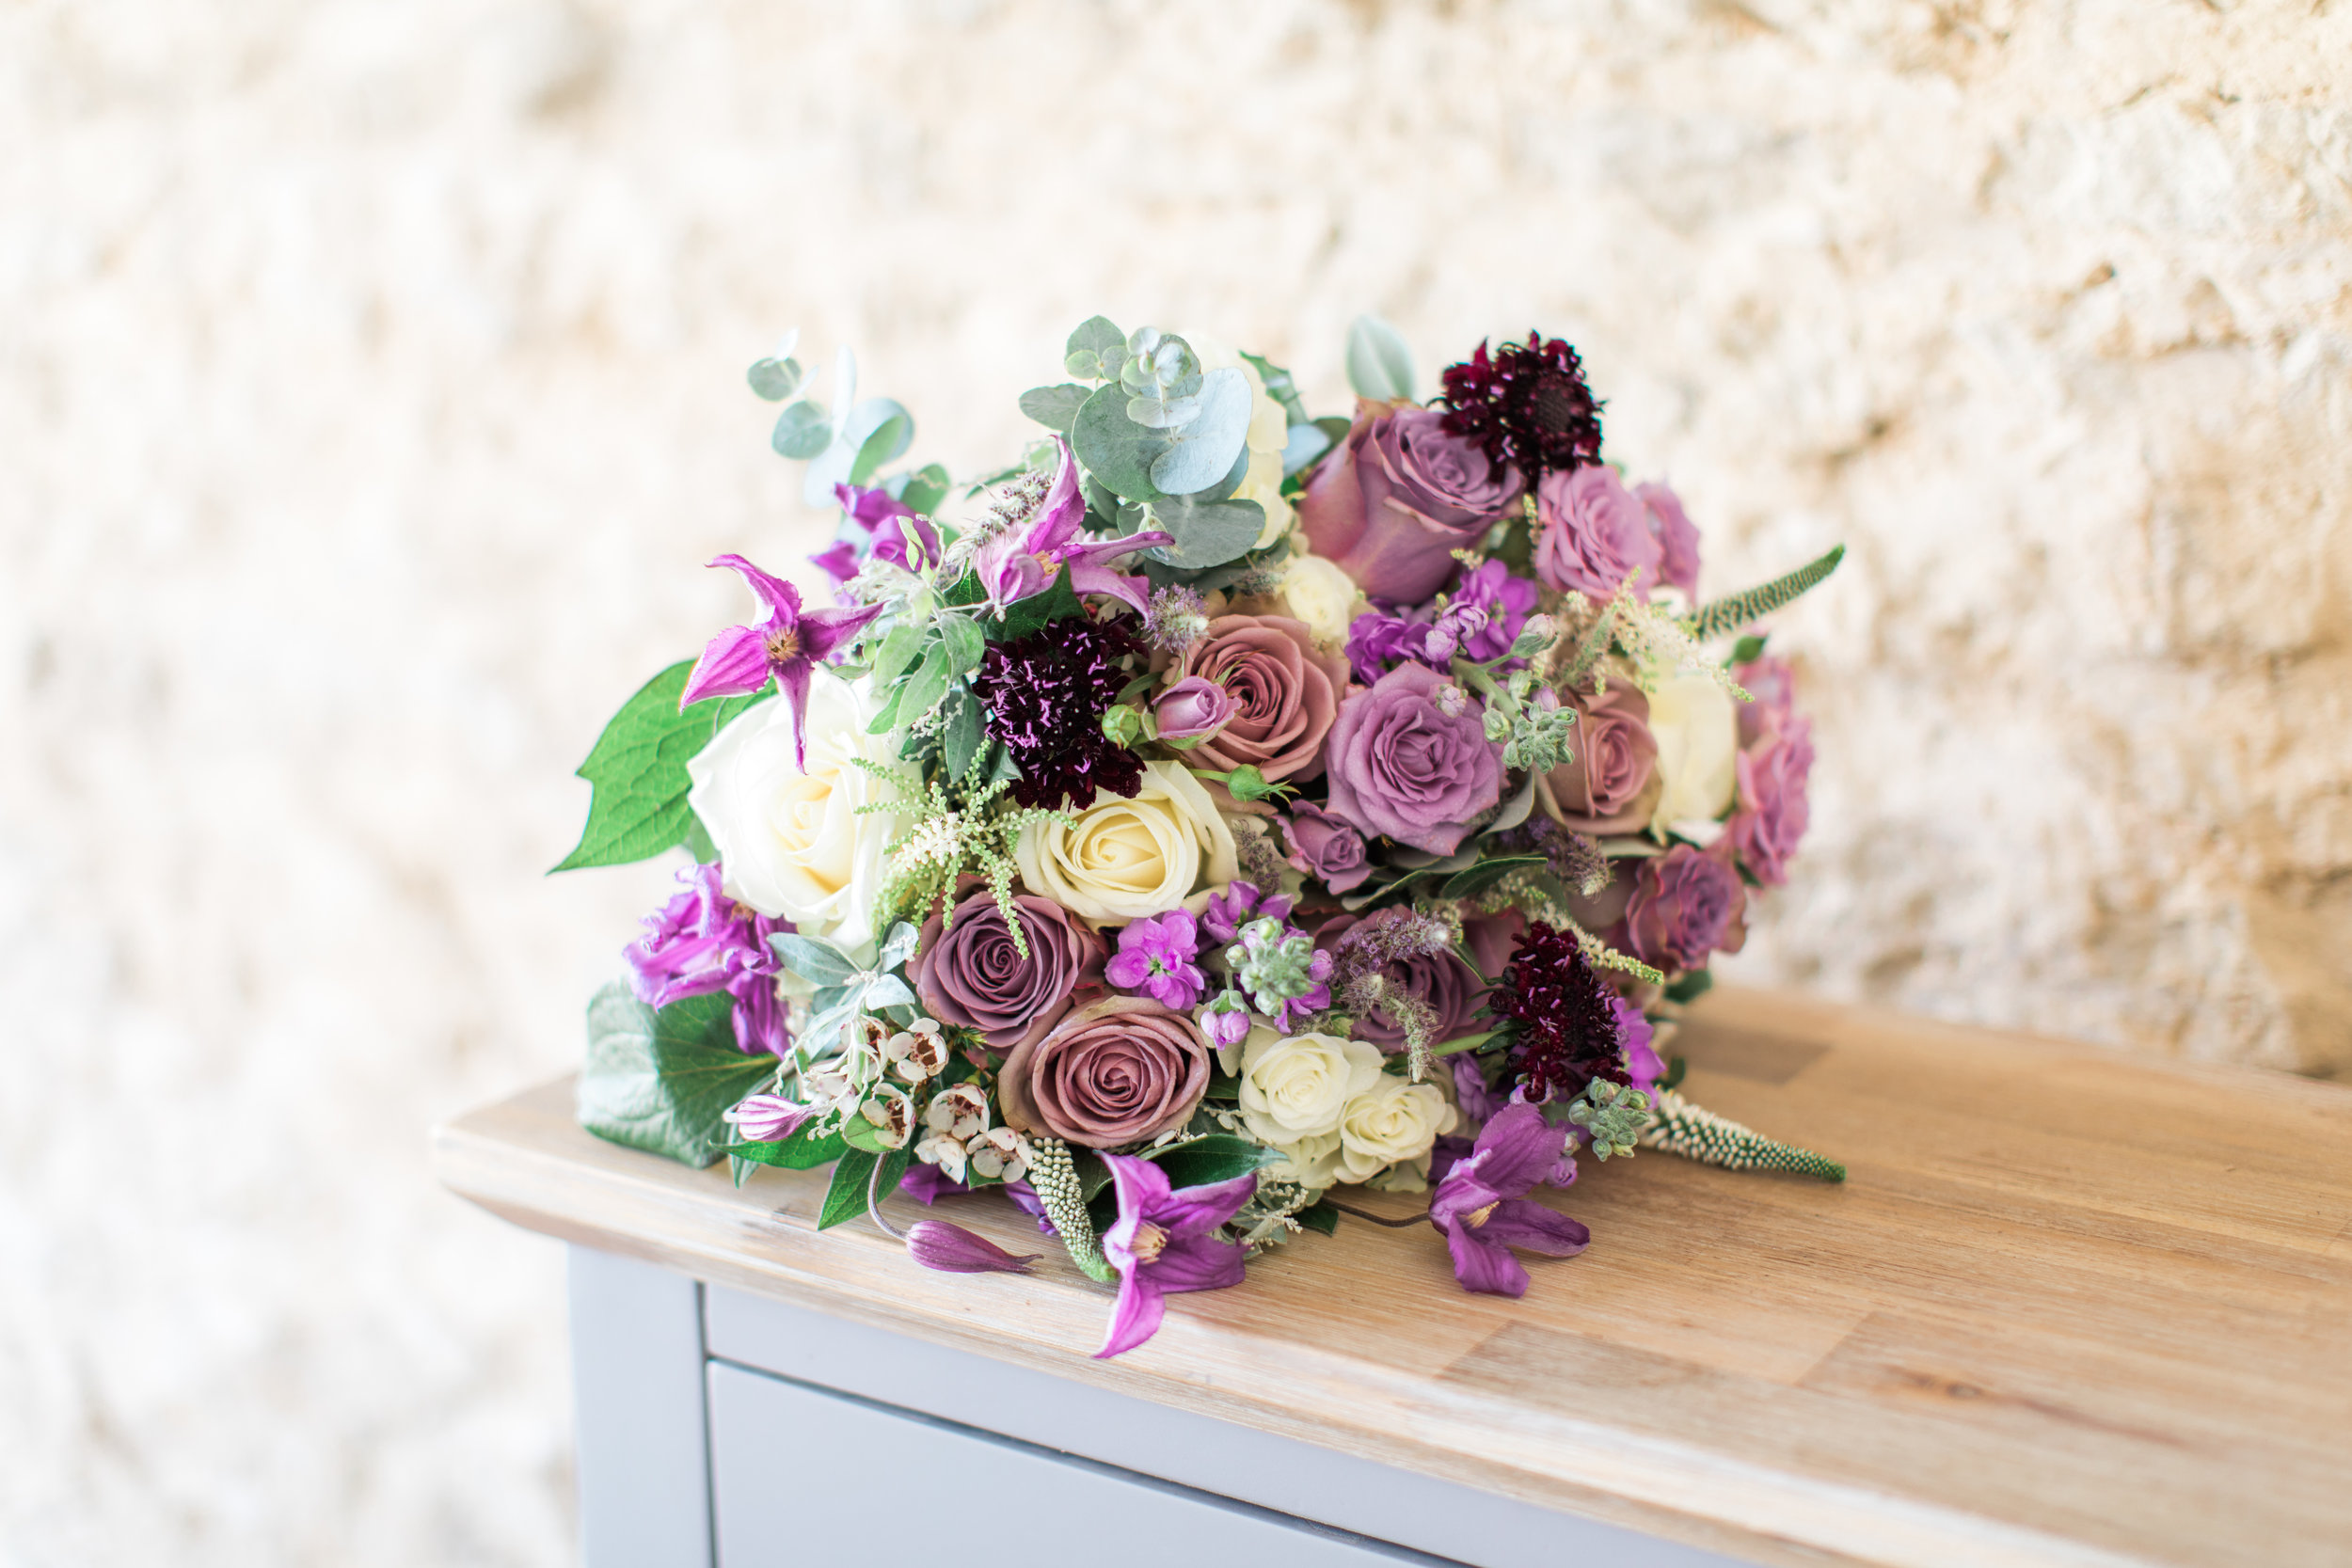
[
  {"left": 1439, "top": 333, "right": 1604, "bottom": 480},
  {"left": 1488, "top": 921, "right": 1629, "bottom": 1103},
  {"left": 975, "top": 616, "right": 1145, "bottom": 811}
]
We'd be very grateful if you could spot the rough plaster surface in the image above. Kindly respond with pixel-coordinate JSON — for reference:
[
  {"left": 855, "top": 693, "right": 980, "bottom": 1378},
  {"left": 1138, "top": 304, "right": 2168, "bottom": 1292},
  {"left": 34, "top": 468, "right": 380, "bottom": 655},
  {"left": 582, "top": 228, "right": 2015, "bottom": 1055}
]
[{"left": 4, "top": 2, "right": 2346, "bottom": 1562}]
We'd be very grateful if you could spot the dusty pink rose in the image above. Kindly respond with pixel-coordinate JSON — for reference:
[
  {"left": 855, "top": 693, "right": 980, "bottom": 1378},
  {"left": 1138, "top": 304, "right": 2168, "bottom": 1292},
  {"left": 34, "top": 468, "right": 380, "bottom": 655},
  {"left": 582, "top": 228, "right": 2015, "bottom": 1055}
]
[
  {"left": 1298, "top": 407, "right": 1526, "bottom": 602},
  {"left": 1175, "top": 614, "right": 1350, "bottom": 783},
  {"left": 1539, "top": 685, "right": 1660, "bottom": 834},
  {"left": 1153, "top": 675, "right": 1235, "bottom": 742},
  {"left": 1322, "top": 662, "right": 1504, "bottom": 857},
  {"left": 1727, "top": 717, "right": 1814, "bottom": 887},
  {"left": 1634, "top": 481, "right": 1702, "bottom": 602},
  {"left": 914, "top": 891, "right": 1106, "bottom": 1053},
  {"left": 1460, "top": 910, "right": 1527, "bottom": 982},
  {"left": 1314, "top": 912, "right": 1486, "bottom": 1050},
  {"left": 1534, "top": 466, "right": 1661, "bottom": 602},
  {"left": 997, "top": 996, "right": 1212, "bottom": 1148},
  {"left": 1732, "top": 654, "right": 1798, "bottom": 746},
  {"left": 1624, "top": 843, "right": 1749, "bottom": 974}
]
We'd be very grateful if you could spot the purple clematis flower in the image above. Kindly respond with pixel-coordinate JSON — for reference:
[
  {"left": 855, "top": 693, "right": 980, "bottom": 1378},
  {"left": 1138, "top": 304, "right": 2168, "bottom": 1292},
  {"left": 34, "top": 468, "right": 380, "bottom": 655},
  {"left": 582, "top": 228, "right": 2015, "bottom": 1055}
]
[
  {"left": 1095, "top": 1153, "right": 1256, "bottom": 1359},
  {"left": 835, "top": 483, "right": 942, "bottom": 574},
  {"left": 973, "top": 439, "right": 1172, "bottom": 616},
  {"left": 1426, "top": 1102, "right": 1591, "bottom": 1297},
  {"left": 1104, "top": 911, "right": 1209, "bottom": 1010},
  {"left": 627, "top": 863, "right": 792, "bottom": 1055},
  {"left": 680, "top": 553, "right": 885, "bottom": 769},
  {"left": 808, "top": 540, "right": 863, "bottom": 584}
]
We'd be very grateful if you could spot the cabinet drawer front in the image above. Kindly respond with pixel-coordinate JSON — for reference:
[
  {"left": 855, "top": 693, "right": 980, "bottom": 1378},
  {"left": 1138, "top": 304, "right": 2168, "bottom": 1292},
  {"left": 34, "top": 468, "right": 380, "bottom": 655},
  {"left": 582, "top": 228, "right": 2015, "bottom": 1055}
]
[{"left": 707, "top": 1361, "right": 1456, "bottom": 1566}]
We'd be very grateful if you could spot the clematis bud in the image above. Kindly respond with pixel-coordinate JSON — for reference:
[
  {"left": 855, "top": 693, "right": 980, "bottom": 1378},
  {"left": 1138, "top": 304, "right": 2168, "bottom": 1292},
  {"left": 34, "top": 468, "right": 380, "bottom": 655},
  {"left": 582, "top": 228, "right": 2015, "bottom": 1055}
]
[
  {"left": 722, "top": 1093, "right": 815, "bottom": 1143},
  {"left": 904, "top": 1220, "right": 1039, "bottom": 1275}
]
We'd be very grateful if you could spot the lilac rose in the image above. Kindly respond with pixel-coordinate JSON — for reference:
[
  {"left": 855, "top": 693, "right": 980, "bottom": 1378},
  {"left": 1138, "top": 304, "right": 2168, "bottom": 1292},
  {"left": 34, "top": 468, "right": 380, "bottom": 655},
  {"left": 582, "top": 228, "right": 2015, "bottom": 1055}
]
[
  {"left": 1534, "top": 466, "right": 1661, "bottom": 602},
  {"left": 1322, "top": 662, "right": 1504, "bottom": 857},
  {"left": 1635, "top": 481, "right": 1701, "bottom": 603},
  {"left": 1314, "top": 911, "right": 1486, "bottom": 1051},
  {"left": 1727, "top": 717, "right": 1814, "bottom": 888},
  {"left": 1733, "top": 654, "right": 1799, "bottom": 746},
  {"left": 998, "top": 997, "right": 1213, "bottom": 1149},
  {"left": 1624, "top": 843, "right": 1749, "bottom": 974},
  {"left": 1538, "top": 684, "right": 1660, "bottom": 834},
  {"left": 1280, "top": 800, "right": 1372, "bottom": 893},
  {"left": 913, "top": 890, "right": 1106, "bottom": 1053},
  {"left": 1152, "top": 675, "right": 1235, "bottom": 743},
  {"left": 1298, "top": 407, "right": 1527, "bottom": 603}
]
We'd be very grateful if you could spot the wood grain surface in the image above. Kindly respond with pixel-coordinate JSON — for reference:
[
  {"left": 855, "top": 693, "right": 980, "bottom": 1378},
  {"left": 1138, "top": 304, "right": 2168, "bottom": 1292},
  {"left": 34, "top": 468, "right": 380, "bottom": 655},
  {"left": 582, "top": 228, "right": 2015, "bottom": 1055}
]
[{"left": 431, "top": 987, "right": 2352, "bottom": 1568}]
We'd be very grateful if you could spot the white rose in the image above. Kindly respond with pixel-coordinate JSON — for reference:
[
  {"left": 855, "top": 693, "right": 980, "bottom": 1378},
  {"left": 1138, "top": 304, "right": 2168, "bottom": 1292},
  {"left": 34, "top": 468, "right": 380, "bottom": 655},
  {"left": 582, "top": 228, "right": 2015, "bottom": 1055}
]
[
  {"left": 1185, "top": 332, "right": 1295, "bottom": 550},
  {"left": 1015, "top": 759, "right": 1238, "bottom": 923},
  {"left": 1279, "top": 553, "right": 1365, "bottom": 653},
  {"left": 686, "top": 674, "right": 911, "bottom": 958},
  {"left": 1264, "top": 1130, "right": 1345, "bottom": 1190},
  {"left": 1333, "top": 1076, "right": 1457, "bottom": 1185},
  {"left": 1237, "top": 1030, "right": 1384, "bottom": 1146},
  {"left": 1645, "top": 667, "right": 1740, "bottom": 836}
]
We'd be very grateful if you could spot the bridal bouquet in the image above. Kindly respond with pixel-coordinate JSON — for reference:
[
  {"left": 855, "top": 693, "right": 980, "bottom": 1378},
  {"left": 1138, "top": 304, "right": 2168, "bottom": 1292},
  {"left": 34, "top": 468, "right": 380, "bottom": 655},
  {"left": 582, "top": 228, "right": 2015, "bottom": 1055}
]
[{"left": 559, "top": 315, "right": 1844, "bottom": 1358}]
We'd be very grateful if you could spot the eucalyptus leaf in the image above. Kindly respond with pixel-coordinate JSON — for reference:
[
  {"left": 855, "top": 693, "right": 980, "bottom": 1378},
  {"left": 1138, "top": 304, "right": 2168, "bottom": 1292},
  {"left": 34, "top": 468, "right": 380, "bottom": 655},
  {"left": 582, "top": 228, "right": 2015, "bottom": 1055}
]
[
  {"left": 1345, "top": 315, "right": 1414, "bottom": 403},
  {"left": 1438, "top": 855, "right": 1549, "bottom": 900},
  {"left": 771, "top": 400, "right": 832, "bottom": 460},
  {"left": 1146, "top": 497, "right": 1264, "bottom": 570},
  {"left": 849, "top": 407, "right": 913, "bottom": 486},
  {"left": 1281, "top": 422, "right": 1333, "bottom": 477},
  {"left": 577, "top": 986, "right": 776, "bottom": 1169},
  {"left": 1071, "top": 385, "right": 1166, "bottom": 501},
  {"left": 748, "top": 356, "right": 804, "bottom": 402},
  {"left": 1148, "top": 368, "right": 1252, "bottom": 495},
  {"left": 1019, "top": 383, "right": 1090, "bottom": 433},
  {"left": 553, "top": 663, "right": 771, "bottom": 872},
  {"left": 1063, "top": 315, "right": 1126, "bottom": 380},
  {"left": 861, "top": 974, "right": 916, "bottom": 1012}
]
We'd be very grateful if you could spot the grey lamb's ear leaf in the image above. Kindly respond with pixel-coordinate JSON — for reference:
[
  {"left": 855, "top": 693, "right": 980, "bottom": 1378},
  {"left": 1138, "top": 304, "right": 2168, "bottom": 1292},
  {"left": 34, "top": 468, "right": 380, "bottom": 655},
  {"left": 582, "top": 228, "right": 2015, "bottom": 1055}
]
[
  {"left": 1345, "top": 314, "right": 1414, "bottom": 403},
  {"left": 1148, "top": 368, "right": 1252, "bottom": 495}
]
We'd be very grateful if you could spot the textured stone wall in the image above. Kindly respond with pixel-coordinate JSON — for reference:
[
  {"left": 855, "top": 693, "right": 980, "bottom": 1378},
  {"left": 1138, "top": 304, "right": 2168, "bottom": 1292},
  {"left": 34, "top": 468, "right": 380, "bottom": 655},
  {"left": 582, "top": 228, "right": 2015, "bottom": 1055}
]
[{"left": 5, "top": 1, "right": 2345, "bottom": 1562}]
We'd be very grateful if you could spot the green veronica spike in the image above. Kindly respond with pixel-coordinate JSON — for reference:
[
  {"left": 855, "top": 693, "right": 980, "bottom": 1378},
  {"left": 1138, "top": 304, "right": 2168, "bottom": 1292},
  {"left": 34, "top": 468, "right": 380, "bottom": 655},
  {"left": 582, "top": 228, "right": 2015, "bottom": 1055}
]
[
  {"left": 1639, "top": 1087, "right": 1847, "bottom": 1181},
  {"left": 1027, "top": 1138, "right": 1118, "bottom": 1283},
  {"left": 1684, "top": 544, "right": 1845, "bottom": 643}
]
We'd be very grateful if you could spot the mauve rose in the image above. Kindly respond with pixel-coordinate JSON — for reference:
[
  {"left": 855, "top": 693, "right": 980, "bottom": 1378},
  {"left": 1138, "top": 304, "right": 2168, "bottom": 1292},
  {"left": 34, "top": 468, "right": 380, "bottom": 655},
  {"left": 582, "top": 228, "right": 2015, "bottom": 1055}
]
[
  {"left": 1727, "top": 717, "right": 1814, "bottom": 887},
  {"left": 997, "top": 996, "right": 1212, "bottom": 1148},
  {"left": 1298, "top": 407, "right": 1526, "bottom": 603},
  {"left": 1314, "top": 912, "right": 1486, "bottom": 1051},
  {"left": 1153, "top": 675, "right": 1234, "bottom": 743},
  {"left": 1280, "top": 800, "right": 1371, "bottom": 893},
  {"left": 1634, "top": 482, "right": 1701, "bottom": 602},
  {"left": 1538, "top": 685, "right": 1660, "bottom": 834},
  {"left": 1176, "top": 614, "right": 1350, "bottom": 783},
  {"left": 1322, "top": 662, "right": 1504, "bottom": 856},
  {"left": 1732, "top": 654, "right": 1798, "bottom": 746},
  {"left": 1624, "top": 843, "right": 1749, "bottom": 974},
  {"left": 1534, "top": 466, "right": 1662, "bottom": 602},
  {"left": 1459, "top": 909, "right": 1527, "bottom": 981},
  {"left": 913, "top": 891, "right": 1105, "bottom": 1053}
]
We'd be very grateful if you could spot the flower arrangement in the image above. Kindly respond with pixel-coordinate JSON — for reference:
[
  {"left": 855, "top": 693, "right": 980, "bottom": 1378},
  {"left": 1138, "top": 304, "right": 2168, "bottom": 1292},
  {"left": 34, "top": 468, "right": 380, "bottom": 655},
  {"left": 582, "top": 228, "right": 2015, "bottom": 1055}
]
[{"left": 559, "top": 316, "right": 1846, "bottom": 1358}]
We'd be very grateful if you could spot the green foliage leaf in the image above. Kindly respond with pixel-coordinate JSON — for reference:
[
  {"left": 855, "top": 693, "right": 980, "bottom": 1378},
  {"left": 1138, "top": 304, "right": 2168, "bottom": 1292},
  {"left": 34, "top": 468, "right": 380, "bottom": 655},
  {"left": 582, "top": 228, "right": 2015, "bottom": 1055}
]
[
  {"left": 869, "top": 624, "right": 928, "bottom": 689},
  {"left": 1438, "top": 855, "right": 1549, "bottom": 901},
  {"left": 748, "top": 356, "right": 803, "bottom": 402},
  {"left": 1064, "top": 315, "right": 1126, "bottom": 380},
  {"left": 1295, "top": 1201, "right": 1340, "bottom": 1238},
  {"left": 849, "top": 408, "right": 913, "bottom": 486},
  {"left": 1728, "top": 633, "right": 1769, "bottom": 666},
  {"left": 1145, "top": 1134, "right": 1281, "bottom": 1190},
  {"left": 839, "top": 1112, "right": 894, "bottom": 1154},
  {"left": 893, "top": 650, "right": 951, "bottom": 737},
  {"left": 1149, "top": 368, "right": 1252, "bottom": 495},
  {"left": 940, "top": 614, "right": 986, "bottom": 676},
  {"left": 1664, "top": 968, "right": 1714, "bottom": 1005},
  {"left": 984, "top": 573, "right": 1084, "bottom": 641},
  {"left": 819, "top": 1145, "right": 910, "bottom": 1230},
  {"left": 769, "top": 933, "right": 861, "bottom": 988},
  {"left": 1019, "top": 383, "right": 1091, "bottom": 433},
  {"left": 771, "top": 400, "right": 831, "bottom": 460},
  {"left": 1147, "top": 495, "right": 1264, "bottom": 570},
  {"left": 577, "top": 986, "right": 775, "bottom": 1168},
  {"left": 942, "top": 686, "right": 984, "bottom": 779},
  {"left": 1072, "top": 385, "right": 1165, "bottom": 501},
  {"left": 1280, "top": 422, "right": 1333, "bottom": 477},
  {"left": 1686, "top": 545, "right": 1844, "bottom": 642},
  {"left": 898, "top": 463, "right": 951, "bottom": 517},
  {"left": 728, "top": 1122, "right": 849, "bottom": 1170},
  {"left": 1345, "top": 314, "right": 1414, "bottom": 403},
  {"left": 1240, "top": 351, "right": 1311, "bottom": 426},
  {"left": 553, "top": 663, "right": 770, "bottom": 872}
]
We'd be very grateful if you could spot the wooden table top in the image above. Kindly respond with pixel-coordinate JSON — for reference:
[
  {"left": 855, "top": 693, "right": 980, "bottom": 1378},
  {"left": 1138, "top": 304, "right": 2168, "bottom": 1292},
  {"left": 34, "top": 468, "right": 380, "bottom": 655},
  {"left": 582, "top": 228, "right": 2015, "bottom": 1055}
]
[{"left": 432, "top": 987, "right": 2352, "bottom": 1568}]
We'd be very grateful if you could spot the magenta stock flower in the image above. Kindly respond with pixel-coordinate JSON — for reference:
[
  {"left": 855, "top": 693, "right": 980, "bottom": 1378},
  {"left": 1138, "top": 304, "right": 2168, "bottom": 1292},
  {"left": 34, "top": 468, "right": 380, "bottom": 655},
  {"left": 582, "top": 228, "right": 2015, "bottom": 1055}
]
[
  {"left": 974, "top": 439, "right": 1170, "bottom": 616},
  {"left": 1201, "top": 879, "right": 1295, "bottom": 945},
  {"left": 1095, "top": 1153, "right": 1256, "bottom": 1359},
  {"left": 1426, "top": 1102, "right": 1591, "bottom": 1297},
  {"left": 1105, "top": 911, "right": 1209, "bottom": 1010},
  {"left": 680, "top": 553, "right": 884, "bottom": 769}
]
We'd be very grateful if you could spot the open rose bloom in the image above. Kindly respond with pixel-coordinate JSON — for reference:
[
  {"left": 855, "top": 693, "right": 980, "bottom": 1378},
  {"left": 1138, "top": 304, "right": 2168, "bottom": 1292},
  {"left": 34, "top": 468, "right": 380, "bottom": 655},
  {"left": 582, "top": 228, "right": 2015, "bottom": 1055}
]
[{"left": 559, "top": 315, "right": 1846, "bottom": 1358}]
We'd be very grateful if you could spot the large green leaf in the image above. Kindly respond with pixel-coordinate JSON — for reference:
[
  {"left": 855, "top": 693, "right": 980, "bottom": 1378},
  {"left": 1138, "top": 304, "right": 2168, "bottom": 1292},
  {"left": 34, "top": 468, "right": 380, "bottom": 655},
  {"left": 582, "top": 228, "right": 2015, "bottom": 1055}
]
[
  {"left": 984, "top": 574, "right": 1084, "bottom": 641},
  {"left": 1144, "top": 1134, "right": 1282, "bottom": 1191},
  {"left": 1072, "top": 384, "right": 1166, "bottom": 501},
  {"left": 1438, "top": 855, "right": 1549, "bottom": 901},
  {"left": 553, "top": 662, "right": 771, "bottom": 872},
  {"left": 729, "top": 1123, "right": 849, "bottom": 1170},
  {"left": 577, "top": 985, "right": 777, "bottom": 1168},
  {"left": 818, "top": 1144, "right": 910, "bottom": 1230}
]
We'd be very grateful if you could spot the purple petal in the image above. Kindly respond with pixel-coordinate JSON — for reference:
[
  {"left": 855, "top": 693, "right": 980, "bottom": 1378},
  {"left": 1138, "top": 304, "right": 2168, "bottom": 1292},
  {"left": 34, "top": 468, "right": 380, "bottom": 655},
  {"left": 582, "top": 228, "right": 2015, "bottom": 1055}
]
[
  {"left": 1465, "top": 1102, "right": 1568, "bottom": 1199},
  {"left": 1442, "top": 1221, "right": 1530, "bottom": 1297},
  {"left": 1063, "top": 562, "right": 1153, "bottom": 615},
  {"left": 1033, "top": 438, "right": 1086, "bottom": 550},
  {"left": 776, "top": 658, "right": 814, "bottom": 772},
  {"left": 809, "top": 541, "right": 862, "bottom": 583},
  {"left": 1095, "top": 1270, "right": 1166, "bottom": 1359},
  {"left": 898, "top": 1165, "right": 971, "bottom": 1205},
  {"left": 904, "top": 1221, "right": 1038, "bottom": 1275},
  {"left": 1055, "top": 531, "right": 1173, "bottom": 571},
  {"left": 1476, "top": 1199, "right": 1591, "bottom": 1258},
  {"left": 679, "top": 624, "right": 773, "bottom": 709},
  {"left": 1427, "top": 1171, "right": 1507, "bottom": 1231},
  {"left": 1104, "top": 949, "right": 1154, "bottom": 990},
  {"left": 1152, "top": 1171, "right": 1260, "bottom": 1241},
  {"left": 722, "top": 1094, "right": 814, "bottom": 1143},
  {"left": 707, "top": 553, "right": 801, "bottom": 625},
  {"left": 797, "top": 599, "right": 885, "bottom": 663},
  {"left": 1138, "top": 1232, "right": 1247, "bottom": 1295},
  {"left": 1101, "top": 1153, "right": 1176, "bottom": 1243},
  {"left": 834, "top": 482, "right": 915, "bottom": 532}
]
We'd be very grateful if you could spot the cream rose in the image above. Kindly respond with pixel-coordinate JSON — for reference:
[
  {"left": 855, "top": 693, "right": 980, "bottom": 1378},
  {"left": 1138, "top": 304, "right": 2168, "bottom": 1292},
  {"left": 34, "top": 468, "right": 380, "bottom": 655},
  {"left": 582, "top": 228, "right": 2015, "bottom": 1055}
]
[
  {"left": 1186, "top": 332, "right": 1295, "bottom": 550},
  {"left": 1333, "top": 1076, "right": 1457, "bottom": 1185},
  {"left": 1264, "top": 1130, "right": 1345, "bottom": 1190},
  {"left": 687, "top": 674, "right": 911, "bottom": 958},
  {"left": 1015, "top": 759, "right": 1239, "bottom": 924},
  {"left": 1278, "top": 552, "right": 1365, "bottom": 652},
  {"left": 1237, "top": 1029, "right": 1384, "bottom": 1146},
  {"left": 1645, "top": 667, "right": 1740, "bottom": 836}
]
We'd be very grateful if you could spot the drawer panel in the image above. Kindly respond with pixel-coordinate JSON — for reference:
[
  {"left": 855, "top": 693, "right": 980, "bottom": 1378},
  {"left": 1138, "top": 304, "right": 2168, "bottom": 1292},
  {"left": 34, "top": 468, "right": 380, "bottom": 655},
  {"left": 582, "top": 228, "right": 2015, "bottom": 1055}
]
[{"left": 707, "top": 1360, "right": 1455, "bottom": 1566}]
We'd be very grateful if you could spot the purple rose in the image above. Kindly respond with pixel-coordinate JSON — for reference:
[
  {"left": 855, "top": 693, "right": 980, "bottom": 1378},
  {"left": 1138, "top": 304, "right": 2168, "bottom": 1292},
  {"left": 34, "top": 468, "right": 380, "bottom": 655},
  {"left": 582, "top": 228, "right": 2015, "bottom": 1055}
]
[
  {"left": 1314, "top": 911, "right": 1486, "bottom": 1050},
  {"left": 1534, "top": 466, "right": 1661, "bottom": 602},
  {"left": 998, "top": 997, "right": 1212, "bottom": 1148},
  {"left": 1733, "top": 654, "right": 1799, "bottom": 746},
  {"left": 1152, "top": 675, "right": 1235, "bottom": 742},
  {"left": 1635, "top": 481, "right": 1701, "bottom": 603},
  {"left": 913, "top": 890, "right": 1106, "bottom": 1053},
  {"left": 1279, "top": 800, "right": 1372, "bottom": 894},
  {"left": 1624, "top": 843, "right": 1749, "bottom": 974},
  {"left": 1322, "top": 663, "right": 1504, "bottom": 856},
  {"left": 1298, "top": 407, "right": 1527, "bottom": 603},
  {"left": 1727, "top": 717, "right": 1814, "bottom": 887},
  {"left": 1538, "top": 685, "right": 1659, "bottom": 834}
]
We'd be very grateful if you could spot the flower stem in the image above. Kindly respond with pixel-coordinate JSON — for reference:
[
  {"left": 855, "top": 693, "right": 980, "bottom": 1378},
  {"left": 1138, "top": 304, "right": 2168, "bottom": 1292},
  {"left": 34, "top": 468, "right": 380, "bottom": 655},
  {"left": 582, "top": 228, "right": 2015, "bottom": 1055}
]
[
  {"left": 865, "top": 1151, "right": 906, "bottom": 1241},
  {"left": 1318, "top": 1198, "right": 1429, "bottom": 1229}
]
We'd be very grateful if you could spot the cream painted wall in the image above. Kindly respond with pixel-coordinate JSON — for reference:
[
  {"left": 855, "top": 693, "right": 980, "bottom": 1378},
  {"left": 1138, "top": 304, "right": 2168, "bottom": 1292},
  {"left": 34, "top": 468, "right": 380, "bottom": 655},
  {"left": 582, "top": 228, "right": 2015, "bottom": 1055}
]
[{"left": 4, "top": 2, "right": 2345, "bottom": 1562}]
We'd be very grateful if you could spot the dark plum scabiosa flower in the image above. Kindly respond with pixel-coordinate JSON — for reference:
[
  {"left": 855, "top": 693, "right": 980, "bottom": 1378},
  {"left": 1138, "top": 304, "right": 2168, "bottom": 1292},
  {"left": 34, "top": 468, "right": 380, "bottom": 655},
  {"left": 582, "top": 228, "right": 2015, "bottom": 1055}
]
[
  {"left": 975, "top": 615, "right": 1146, "bottom": 811},
  {"left": 1438, "top": 333, "right": 1604, "bottom": 481},
  {"left": 1488, "top": 922, "right": 1629, "bottom": 1103}
]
